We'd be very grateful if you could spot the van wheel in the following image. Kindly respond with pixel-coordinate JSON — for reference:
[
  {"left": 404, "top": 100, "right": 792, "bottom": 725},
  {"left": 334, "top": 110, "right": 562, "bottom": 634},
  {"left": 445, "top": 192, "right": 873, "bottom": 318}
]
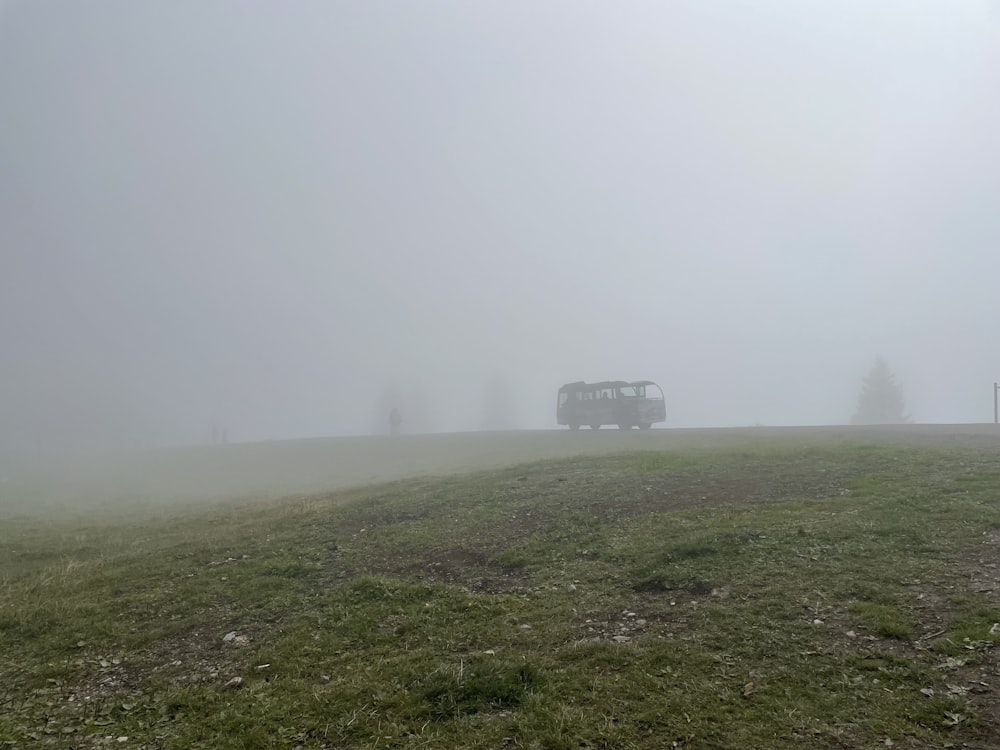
[
  {"left": 618, "top": 423, "right": 632, "bottom": 430},
  {"left": 639, "top": 422, "right": 652, "bottom": 430},
  {"left": 590, "top": 424, "right": 600, "bottom": 430},
  {"left": 569, "top": 423, "right": 580, "bottom": 430}
]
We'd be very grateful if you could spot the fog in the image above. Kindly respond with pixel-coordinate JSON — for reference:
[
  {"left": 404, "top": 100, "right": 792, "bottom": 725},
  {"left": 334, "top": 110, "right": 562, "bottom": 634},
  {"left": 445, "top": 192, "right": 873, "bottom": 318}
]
[{"left": 2, "top": 1, "right": 1000, "bottom": 452}]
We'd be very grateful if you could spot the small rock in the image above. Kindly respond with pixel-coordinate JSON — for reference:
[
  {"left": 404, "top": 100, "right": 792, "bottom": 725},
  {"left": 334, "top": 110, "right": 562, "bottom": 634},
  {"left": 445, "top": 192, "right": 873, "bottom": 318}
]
[
  {"left": 846, "top": 630, "right": 857, "bottom": 638},
  {"left": 222, "top": 632, "right": 237, "bottom": 643},
  {"left": 567, "top": 584, "right": 577, "bottom": 593},
  {"left": 116, "top": 738, "right": 129, "bottom": 744},
  {"left": 612, "top": 635, "right": 632, "bottom": 643},
  {"left": 319, "top": 675, "right": 331, "bottom": 684},
  {"left": 920, "top": 687, "right": 935, "bottom": 697},
  {"left": 224, "top": 676, "right": 243, "bottom": 690},
  {"left": 520, "top": 624, "right": 532, "bottom": 630},
  {"left": 812, "top": 619, "right": 824, "bottom": 625}
]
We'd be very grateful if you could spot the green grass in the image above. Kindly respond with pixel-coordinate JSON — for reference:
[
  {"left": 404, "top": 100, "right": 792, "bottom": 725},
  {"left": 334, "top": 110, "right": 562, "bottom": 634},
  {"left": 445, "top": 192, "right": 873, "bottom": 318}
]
[
  {"left": 3, "top": 442, "right": 1000, "bottom": 748},
  {"left": 848, "top": 601, "right": 915, "bottom": 640}
]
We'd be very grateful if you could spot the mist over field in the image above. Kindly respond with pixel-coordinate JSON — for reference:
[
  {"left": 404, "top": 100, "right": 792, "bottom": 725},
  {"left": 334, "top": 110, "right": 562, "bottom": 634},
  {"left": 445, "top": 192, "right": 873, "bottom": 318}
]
[
  {"left": 8, "top": 9, "right": 1000, "bottom": 747},
  {"left": 2, "top": 1, "right": 1000, "bottom": 454}
]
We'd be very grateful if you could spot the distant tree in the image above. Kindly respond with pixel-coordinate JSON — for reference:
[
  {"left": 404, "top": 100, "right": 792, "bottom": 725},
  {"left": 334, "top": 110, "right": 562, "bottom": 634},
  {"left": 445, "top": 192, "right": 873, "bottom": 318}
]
[
  {"left": 405, "top": 383, "right": 434, "bottom": 434},
  {"left": 852, "top": 357, "right": 909, "bottom": 425},
  {"left": 372, "top": 382, "right": 403, "bottom": 435},
  {"left": 480, "top": 376, "right": 517, "bottom": 431}
]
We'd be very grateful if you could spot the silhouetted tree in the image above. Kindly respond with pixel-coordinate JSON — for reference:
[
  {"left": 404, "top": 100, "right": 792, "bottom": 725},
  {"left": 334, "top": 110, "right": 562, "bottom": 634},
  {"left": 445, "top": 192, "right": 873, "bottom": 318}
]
[
  {"left": 372, "top": 382, "right": 403, "bottom": 435},
  {"left": 480, "top": 376, "right": 517, "bottom": 431},
  {"left": 852, "top": 357, "right": 909, "bottom": 425},
  {"left": 405, "top": 383, "right": 433, "bottom": 434}
]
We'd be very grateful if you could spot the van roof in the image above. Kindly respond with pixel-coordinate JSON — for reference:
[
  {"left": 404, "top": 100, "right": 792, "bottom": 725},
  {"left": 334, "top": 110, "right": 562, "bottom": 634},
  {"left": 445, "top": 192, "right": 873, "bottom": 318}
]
[{"left": 559, "top": 380, "right": 655, "bottom": 391}]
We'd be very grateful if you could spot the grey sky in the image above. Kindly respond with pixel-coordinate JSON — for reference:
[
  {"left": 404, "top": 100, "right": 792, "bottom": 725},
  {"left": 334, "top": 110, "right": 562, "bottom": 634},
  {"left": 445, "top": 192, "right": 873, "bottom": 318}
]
[{"left": 2, "top": 1, "right": 999, "bottom": 449}]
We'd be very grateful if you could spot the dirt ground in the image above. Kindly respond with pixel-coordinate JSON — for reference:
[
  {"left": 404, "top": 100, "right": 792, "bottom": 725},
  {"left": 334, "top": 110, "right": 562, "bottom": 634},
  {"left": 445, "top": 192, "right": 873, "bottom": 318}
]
[{"left": 3, "top": 424, "right": 999, "bottom": 514}]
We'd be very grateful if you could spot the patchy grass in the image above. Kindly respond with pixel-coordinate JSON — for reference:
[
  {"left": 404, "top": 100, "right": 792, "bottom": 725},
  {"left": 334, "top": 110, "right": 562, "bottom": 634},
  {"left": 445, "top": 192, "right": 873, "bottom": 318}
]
[
  {"left": 3, "top": 441, "right": 1000, "bottom": 748},
  {"left": 848, "top": 601, "right": 915, "bottom": 640}
]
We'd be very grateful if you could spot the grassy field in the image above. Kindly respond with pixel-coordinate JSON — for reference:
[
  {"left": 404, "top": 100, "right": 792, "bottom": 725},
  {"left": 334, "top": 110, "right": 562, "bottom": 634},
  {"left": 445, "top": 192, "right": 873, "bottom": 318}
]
[{"left": 3, "top": 437, "right": 1000, "bottom": 748}]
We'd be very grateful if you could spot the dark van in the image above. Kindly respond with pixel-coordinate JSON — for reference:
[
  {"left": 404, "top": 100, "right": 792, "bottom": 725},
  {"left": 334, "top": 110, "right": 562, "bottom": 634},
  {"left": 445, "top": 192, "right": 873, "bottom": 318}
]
[{"left": 557, "top": 380, "right": 666, "bottom": 430}]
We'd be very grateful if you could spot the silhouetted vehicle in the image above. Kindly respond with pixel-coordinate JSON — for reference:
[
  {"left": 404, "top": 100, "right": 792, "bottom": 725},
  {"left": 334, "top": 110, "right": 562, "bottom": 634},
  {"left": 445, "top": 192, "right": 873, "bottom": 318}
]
[{"left": 557, "top": 380, "right": 666, "bottom": 430}]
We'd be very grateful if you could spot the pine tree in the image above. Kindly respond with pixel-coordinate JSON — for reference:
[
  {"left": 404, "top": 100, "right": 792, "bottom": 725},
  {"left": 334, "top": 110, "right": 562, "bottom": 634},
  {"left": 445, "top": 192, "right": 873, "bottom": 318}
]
[{"left": 852, "top": 357, "right": 909, "bottom": 425}]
